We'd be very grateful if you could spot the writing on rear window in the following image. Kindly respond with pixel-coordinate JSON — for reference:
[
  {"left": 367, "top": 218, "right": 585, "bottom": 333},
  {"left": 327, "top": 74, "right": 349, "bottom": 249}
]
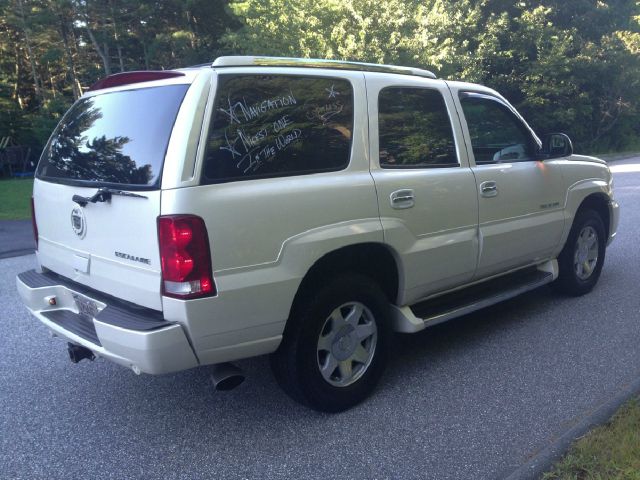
[{"left": 202, "top": 75, "right": 353, "bottom": 183}]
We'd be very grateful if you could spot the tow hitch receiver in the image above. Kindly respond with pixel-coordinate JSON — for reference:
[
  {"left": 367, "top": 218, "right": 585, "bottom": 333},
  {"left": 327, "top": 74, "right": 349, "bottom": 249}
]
[{"left": 67, "top": 343, "right": 96, "bottom": 363}]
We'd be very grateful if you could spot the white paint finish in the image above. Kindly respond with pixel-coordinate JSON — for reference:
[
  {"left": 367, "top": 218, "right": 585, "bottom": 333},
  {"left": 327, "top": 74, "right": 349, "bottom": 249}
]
[
  {"left": 447, "top": 82, "right": 568, "bottom": 278},
  {"left": 608, "top": 200, "right": 620, "bottom": 245},
  {"left": 390, "top": 305, "right": 425, "bottom": 333},
  {"left": 15, "top": 276, "right": 198, "bottom": 374},
  {"left": 470, "top": 161, "right": 567, "bottom": 277},
  {"left": 196, "top": 336, "right": 283, "bottom": 366},
  {"left": 161, "top": 69, "right": 213, "bottom": 189},
  {"left": 161, "top": 217, "right": 385, "bottom": 358},
  {"left": 72, "top": 254, "right": 90, "bottom": 273},
  {"left": 94, "top": 321, "right": 198, "bottom": 374},
  {"left": 161, "top": 172, "right": 381, "bottom": 271},
  {"left": 25, "top": 63, "right": 621, "bottom": 374},
  {"left": 34, "top": 179, "right": 163, "bottom": 310},
  {"left": 365, "top": 73, "right": 479, "bottom": 302},
  {"left": 556, "top": 159, "right": 616, "bottom": 249}
]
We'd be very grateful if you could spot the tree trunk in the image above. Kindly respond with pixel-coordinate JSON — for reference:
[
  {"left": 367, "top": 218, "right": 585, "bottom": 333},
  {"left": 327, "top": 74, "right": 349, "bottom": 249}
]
[
  {"left": 85, "top": 26, "right": 111, "bottom": 75},
  {"left": 58, "top": 15, "right": 82, "bottom": 99},
  {"left": 16, "top": 0, "right": 42, "bottom": 99},
  {"left": 69, "top": 25, "right": 84, "bottom": 96},
  {"left": 109, "top": 0, "right": 125, "bottom": 71},
  {"left": 12, "top": 42, "right": 24, "bottom": 109},
  {"left": 47, "top": 62, "right": 57, "bottom": 97},
  {"left": 186, "top": 9, "right": 198, "bottom": 50},
  {"left": 142, "top": 39, "right": 150, "bottom": 70}
]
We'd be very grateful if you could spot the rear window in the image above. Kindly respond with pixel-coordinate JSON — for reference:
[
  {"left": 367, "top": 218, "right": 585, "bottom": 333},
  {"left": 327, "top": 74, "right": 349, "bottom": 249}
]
[
  {"left": 202, "top": 74, "right": 353, "bottom": 183},
  {"left": 36, "top": 84, "right": 189, "bottom": 189}
]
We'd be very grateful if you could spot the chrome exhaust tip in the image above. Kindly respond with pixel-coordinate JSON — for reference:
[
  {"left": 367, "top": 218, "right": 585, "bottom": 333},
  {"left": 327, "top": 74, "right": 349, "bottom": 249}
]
[{"left": 210, "top": 363, "right": 245, "bottom": 391}]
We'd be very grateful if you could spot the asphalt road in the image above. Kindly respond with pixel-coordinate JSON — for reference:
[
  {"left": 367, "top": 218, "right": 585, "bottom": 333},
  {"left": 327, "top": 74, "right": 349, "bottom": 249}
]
[
  {"left": 1, "top": 158, "right": 639, "bottom": 480},
  {"left": 0, "top": 219, "right": 34, "bottom": 259}
]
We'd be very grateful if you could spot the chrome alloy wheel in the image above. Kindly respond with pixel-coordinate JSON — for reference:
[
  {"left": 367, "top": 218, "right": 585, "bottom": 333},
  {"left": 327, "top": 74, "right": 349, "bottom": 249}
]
[
  {"left": 316, "top": 302, "right": 378, "bottom": 387},
  {"left": 574, "top": 225, "right": 599, "bottom": 280}
]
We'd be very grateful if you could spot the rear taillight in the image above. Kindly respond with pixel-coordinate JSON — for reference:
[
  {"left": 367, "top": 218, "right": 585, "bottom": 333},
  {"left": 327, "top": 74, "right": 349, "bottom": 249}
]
[
  {"left": 30, "top": 196, "right": 38, "bottom": 250},
  {"left": 158, "top": 215, "right": 215, "bottom": 299}
]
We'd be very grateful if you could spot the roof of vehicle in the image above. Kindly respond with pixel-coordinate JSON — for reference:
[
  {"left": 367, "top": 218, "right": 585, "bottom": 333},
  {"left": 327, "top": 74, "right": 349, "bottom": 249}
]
[
  {"left": 210, "top": 56, "right": 437, "bottom": 79},
  {"left": 87, "top": 56, "right": 438, "bottom": 93}
]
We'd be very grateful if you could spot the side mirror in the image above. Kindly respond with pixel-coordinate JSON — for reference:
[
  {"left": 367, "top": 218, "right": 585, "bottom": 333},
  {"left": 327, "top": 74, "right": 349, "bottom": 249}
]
[{"left": 540, "top": 133, "right": 573, "bottom": 159}]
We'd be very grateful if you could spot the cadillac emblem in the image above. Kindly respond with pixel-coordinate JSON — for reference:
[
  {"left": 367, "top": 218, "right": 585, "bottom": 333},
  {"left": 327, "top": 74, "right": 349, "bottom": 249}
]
[{"left": 70, "top": 206, "right": 87, "bottom": 238}]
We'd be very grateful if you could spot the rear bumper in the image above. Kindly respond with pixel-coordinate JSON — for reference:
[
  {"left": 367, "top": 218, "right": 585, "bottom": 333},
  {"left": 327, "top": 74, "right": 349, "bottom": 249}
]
[{"left": 16, "top": 269, "right": 199, "bottom": 374}]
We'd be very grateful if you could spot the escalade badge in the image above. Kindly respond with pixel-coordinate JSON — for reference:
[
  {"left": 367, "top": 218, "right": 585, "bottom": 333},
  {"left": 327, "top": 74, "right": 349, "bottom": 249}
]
[{"left": 70, "top": 206, "right": 87, "bottom": 238}]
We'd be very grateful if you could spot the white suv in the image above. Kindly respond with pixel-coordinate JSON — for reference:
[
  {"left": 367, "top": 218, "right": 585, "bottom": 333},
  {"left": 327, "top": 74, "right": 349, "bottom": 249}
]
[{"left": 17, "top": 56, "right": 619, "bottom": 412}]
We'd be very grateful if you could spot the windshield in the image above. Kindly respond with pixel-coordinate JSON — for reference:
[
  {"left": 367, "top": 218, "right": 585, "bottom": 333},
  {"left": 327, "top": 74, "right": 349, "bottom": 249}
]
[{"left": 36, "top": 84, "right": 189, "bottom": 189}]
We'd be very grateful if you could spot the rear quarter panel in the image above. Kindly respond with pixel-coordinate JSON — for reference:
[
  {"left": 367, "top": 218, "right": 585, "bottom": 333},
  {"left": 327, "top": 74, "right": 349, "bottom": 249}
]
[{"left": 160, "top": 69, "right": 384, "bottom": 364}]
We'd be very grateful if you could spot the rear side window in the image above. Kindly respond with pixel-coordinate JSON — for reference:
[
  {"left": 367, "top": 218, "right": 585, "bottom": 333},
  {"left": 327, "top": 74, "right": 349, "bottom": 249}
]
[
  {"left": 378, "top": 87, "right": 458, "bottom": 168},
  {"left": 36, "top": 85, "right": 188, "bottom": 188},
  {"left": 202, "top": 75, "right": 353, "bottom": 183}
]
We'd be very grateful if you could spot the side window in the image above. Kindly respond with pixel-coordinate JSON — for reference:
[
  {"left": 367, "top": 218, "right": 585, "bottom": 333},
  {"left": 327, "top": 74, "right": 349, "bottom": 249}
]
[
  {"left": 378, "top": 87, "right": 458, "bottom": 168},
  {"left": 202, "top": 75, "right": 353, "bottom": 183},
  {"left": 460, "top": 94, "right": 536, "bottom": 164}
]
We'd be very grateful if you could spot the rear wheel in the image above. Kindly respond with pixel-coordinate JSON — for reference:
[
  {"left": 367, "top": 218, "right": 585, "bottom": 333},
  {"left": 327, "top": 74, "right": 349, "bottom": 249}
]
[
  {"left": 271, "top": 273, "right": 391, "bottom": 412},
  {"left": 555, "top": 209, "right": 606, "bottom": 296}
]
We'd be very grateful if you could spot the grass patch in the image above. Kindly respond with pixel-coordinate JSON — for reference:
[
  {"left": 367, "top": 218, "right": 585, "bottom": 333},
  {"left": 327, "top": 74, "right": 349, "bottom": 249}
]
[
  {"left": 543, "top": 397, "right": 640, "bottom": 480},
  {"left": 0, "top": 178, "right": 34, "bottom": 220}
]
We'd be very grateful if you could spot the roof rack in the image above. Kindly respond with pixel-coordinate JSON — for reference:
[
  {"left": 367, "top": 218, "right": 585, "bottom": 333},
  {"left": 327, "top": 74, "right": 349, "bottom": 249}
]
[{"left": 211, "top": 56, "right": 437, "bottom": 79}]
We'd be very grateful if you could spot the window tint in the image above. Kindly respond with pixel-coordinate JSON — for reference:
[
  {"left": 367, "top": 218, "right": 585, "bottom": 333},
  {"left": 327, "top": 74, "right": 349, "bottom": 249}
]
[
  {"left": 378, "top": 87, "right": 458, "bottom": 168},
  {"left": 36, "top": 85, "right": 188, "bottom": 188},
  {"left": 203, "top": 75, "right": 353, "bottom": 182},
  {"left": 460, "top": 95, "right": 535, "bottom": 164}
]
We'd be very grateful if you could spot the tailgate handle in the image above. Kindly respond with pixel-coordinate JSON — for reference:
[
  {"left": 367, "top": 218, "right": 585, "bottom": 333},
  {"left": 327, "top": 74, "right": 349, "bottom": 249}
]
[{"left": 72, "top": 188, "right": 147, "bottom": 207}]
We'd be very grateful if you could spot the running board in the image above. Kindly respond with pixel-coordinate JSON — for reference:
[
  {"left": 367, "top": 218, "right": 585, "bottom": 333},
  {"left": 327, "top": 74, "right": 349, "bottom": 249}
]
[{"left": 391, "top": 261, "right": 557, "bottom": 333}]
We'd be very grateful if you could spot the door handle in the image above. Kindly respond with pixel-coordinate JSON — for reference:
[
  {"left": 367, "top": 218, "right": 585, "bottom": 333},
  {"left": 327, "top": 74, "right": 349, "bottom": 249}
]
[
  {"left": 480, "top": 181, "right": 498, "bottom": 198},
  {"left": 390, "top": 189, "right": 415, "bottom": 209}
]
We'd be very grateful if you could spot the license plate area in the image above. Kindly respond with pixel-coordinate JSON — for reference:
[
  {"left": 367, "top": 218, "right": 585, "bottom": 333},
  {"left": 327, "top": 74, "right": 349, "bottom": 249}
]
[{"left": 72, "top": 293, "right": 100, "bottom": 320}]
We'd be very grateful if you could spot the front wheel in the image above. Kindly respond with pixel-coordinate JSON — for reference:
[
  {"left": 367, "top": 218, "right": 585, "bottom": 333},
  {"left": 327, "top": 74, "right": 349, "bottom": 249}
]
[
  {"left": 555, "top": 209, "right": 606, "bottom": 296},
  {"left": 271, "top": 273, "right": 391, "bottom": 412}
]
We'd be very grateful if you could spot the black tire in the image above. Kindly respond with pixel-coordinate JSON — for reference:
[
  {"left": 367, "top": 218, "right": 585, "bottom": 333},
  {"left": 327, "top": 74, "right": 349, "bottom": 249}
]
[
  {"left": 555, "top": 208, "right": 606, "bottom": 296},
  {"left": 270, "top": 273, "right": 392, "bottom": 412}
]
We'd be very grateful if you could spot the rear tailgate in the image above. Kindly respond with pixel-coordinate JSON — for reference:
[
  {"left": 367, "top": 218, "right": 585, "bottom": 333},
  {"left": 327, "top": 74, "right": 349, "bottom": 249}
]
[
  {"left": 34, "top": 180, "right": 162, "bottom": 310},
  {"left": 33, "top": 81, "right": 192, "bottom": 311}
]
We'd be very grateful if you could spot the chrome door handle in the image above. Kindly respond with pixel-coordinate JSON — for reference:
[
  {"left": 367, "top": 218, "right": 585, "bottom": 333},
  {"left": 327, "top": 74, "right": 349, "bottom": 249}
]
[
  {"left": 390, "top": 189, "right": 415, "bottom": 209},
  {"left": 480, "top": 181, "right": 498, "bottom": 198}
]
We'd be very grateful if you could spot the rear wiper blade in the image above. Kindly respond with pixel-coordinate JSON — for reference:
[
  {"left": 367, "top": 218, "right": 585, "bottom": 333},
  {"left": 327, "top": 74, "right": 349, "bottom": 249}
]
[{"left": 72, "top": 188, "right": 147, "bottom": 207}]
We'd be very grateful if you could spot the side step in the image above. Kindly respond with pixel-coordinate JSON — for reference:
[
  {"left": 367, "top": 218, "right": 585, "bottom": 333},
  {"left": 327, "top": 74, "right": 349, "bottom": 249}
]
[{"left": 391, "top": 261, "right": 557, "bottom": 333}]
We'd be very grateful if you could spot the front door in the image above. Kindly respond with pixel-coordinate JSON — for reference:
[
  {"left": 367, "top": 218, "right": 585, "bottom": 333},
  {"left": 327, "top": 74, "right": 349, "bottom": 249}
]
[{"left": 454, "top": 90, "right": 566, "bottom": 279}]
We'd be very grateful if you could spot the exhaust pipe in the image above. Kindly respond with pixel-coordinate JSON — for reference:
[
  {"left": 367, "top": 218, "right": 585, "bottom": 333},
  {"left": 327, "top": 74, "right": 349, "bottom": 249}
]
[
  {"left": 210, "top": 363, "right": 245, "bottom": 391},
  {"left": 67, "top": 343, "right": 95, "bottom": 363}
]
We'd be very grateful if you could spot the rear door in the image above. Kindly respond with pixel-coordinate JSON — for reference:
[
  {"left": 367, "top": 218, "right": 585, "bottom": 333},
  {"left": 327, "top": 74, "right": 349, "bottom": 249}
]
[
  {"left": 366, "top": 73, "right": 479, "bottom": 305},
  {"left": 34, "top": 82, "right": 191, "bottom": 310}
]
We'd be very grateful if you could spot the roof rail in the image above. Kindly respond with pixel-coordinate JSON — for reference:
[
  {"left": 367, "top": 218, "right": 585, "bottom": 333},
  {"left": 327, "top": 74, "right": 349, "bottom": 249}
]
[{"left": 212, "top": 56, "right": 437, "bottom": 79}]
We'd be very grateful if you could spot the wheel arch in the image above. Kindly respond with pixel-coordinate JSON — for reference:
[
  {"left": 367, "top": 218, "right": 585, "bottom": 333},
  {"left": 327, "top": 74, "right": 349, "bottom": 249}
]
[
  {"left": 288, "top": 242, "right": 402, "bottom": 321},
  {"left": 576, "top": 192, "right": 611, "bottom": 238}
]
